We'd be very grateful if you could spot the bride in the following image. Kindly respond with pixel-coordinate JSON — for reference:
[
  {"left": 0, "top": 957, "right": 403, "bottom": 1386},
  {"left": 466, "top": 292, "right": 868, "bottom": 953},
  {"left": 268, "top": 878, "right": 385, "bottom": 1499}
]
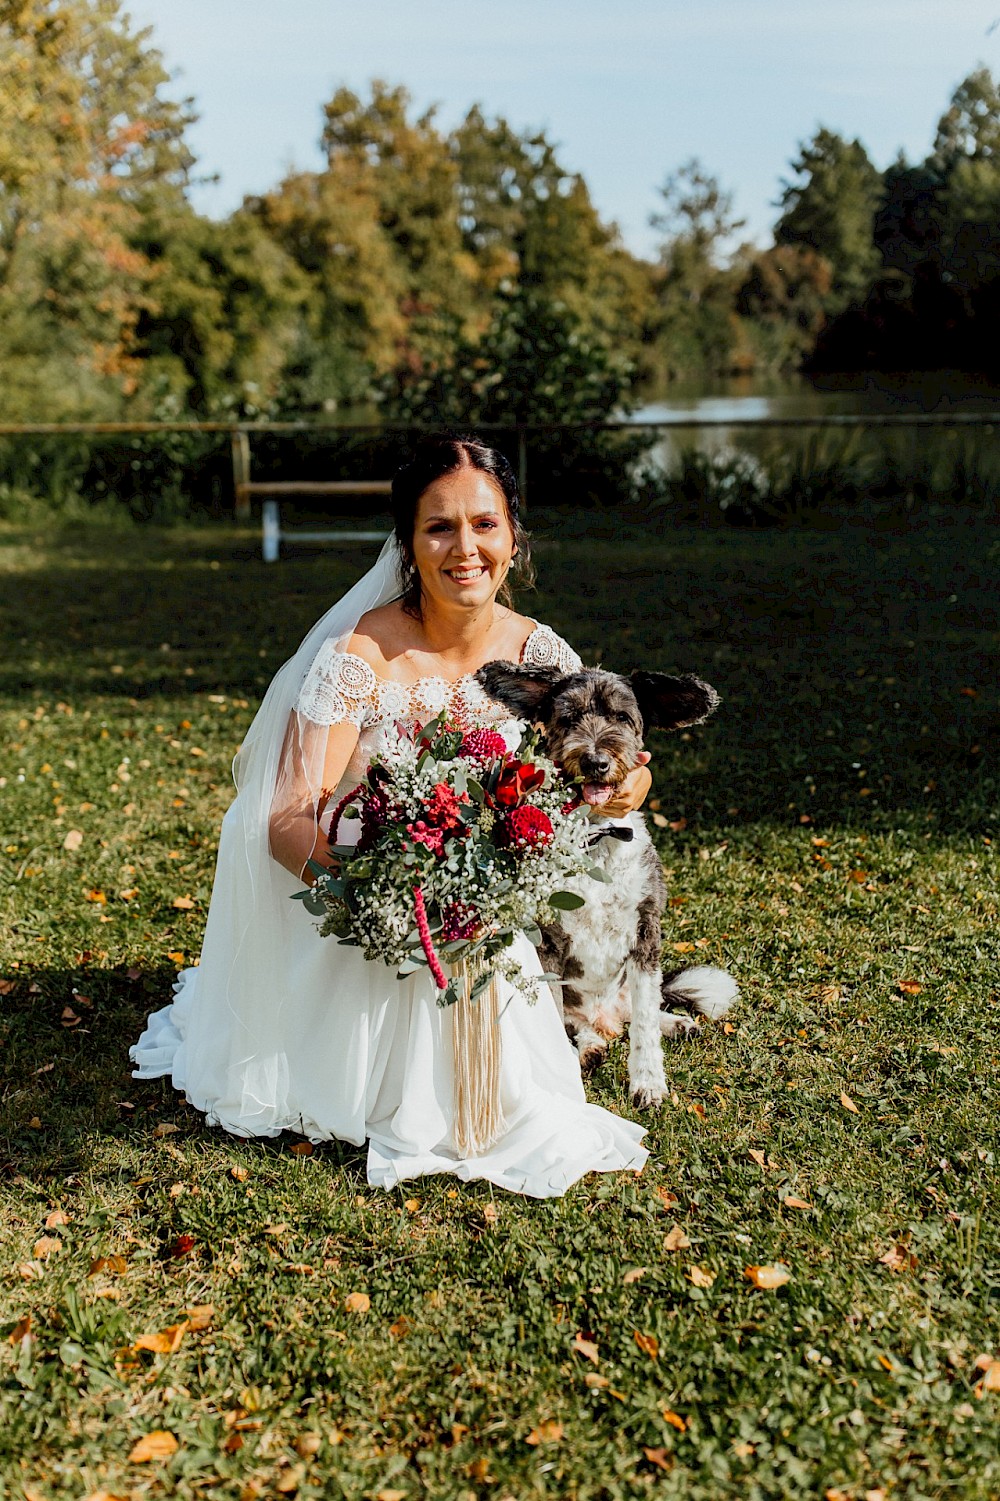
[{"left": 130, "top": 435, "right": 655, "bottom": 1197}]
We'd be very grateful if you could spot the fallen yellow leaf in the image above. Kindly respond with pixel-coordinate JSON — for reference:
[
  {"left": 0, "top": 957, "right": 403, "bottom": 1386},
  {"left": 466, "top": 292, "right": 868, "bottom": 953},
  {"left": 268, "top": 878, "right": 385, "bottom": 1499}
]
[
  {"left": 172, "top": 896, "right": 195, "bottom": 910},
  {"left": 389, "top": 1315, "right": 412, "bottom": 1339},
  {"left": 622, "top": 1267, "right": 646, "bottom": 1285},
  {"left": 654, "top": 1186, "right": 679, "bottom": 1209},
  {"left": 879, "top": 1243, "right": 917, "bottom": 1273},
  {"left": 664, "top": 1224, "right": 691, "bottom": 1251},
  {"left": 671, "top": 941, "right": 696, "bottom": 953},
  {"left": 898, "top": 979, "right": 922, "bottom": 995},
  {"left": 748, "top": 1148, "right": 767, "bottom": 1167},
  {"left": 63, "top": 829, "right": 83, "bottom": 851},
  {"left": 644, "top": 1446, "right": 671, "bottom": 1471},
  {"left": 661, "top": 1408, "right": 686, "bottom": 1432},
  {"left": 584, "top": 1372, "right": 609, "bottom": 1388},
  {"left": 744, "top": 1264, "right": 792, "bottom": 1289},
  {"left": 89, "top": 1255, "right": 127, "bottom": 1277},
  {"left": 687, "top": 1265, "right": 715, "bottom": 1288},
  {"left": 183, "top": 1304, "right": 214, "bottom": 1330},
  {"left": 8, "top": 1315, "right": 31, "bottom": 1345},
  {"left": 976, "top": 1360, "right": 1000, "bottom": 1394},
  {"left": 44, "top": 1209, "right": 70, "bottom": 1228},
  {"left": 33, "top": 1235, "right": 62, "bottom": 1261},
  {"left": 634, "top": 1330, "right": 659, "bottom": 1359},
  {"left": 572, "top": 1333, "right": 599, "bottom": 1365},
  {"left": 404, "top": 1198, "right": 420, "bottom": 1212},
  {"left": 134, "top": 1322, "right": 187, "bottom": 1355},
  {"left": 840, "top": 1091, "right": 859, "bottom": 1114},
  {"left": 344, "top": 1291, "right": 370, "bottom": 1314},
  {"left": 783, "top": 1196, "right": 813, "bottom": 1211},
  {"left": 128, "top": 1429, "right": 179, "bottom": 1463},
  {"left": 525, "top": 1419, "right": 563, "bottom": 1445},
  {"left": 152, "top": 1121, "right": 178, "bottom": 1138}
]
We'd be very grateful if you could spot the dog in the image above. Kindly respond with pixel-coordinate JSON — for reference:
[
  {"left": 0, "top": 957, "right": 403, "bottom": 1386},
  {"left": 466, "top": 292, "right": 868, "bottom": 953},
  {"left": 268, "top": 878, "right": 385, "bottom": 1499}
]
[{"left": 476, "top": 662, "right": 737, "bottom": 1107}]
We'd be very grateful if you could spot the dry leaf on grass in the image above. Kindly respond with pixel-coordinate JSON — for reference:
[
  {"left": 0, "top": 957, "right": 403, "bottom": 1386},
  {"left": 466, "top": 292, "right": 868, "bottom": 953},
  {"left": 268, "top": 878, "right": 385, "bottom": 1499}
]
[
  {"left": 664, "top": 1225, "right": 691, "bottom": 1251},
  {"left": 975, "top": 1360, "right": 1000, "bottom": 1394},
  {"left": 344, "top": 1292, "right": 370, "bottom": 1314},
  {"left": 44, "top": 1209, "right": 70, "bottom": 1228},
  {"left": 184, "top": 1304, "right": 214, "bottom": 1330},
  {"left": 376, "top": 1491, "right": 408, "bottom": 1501},
  {"left": 783, "top": 1196, "right": 813, "bottom": 1211},
  {"left": 661, "top": 1409, "right": 686, "bottom": 1432},
  {"left": 8, "top": 1315, "right": 31, "bottom": 1345},
  {"left": 288, "top": 1141, "right": 314, "bottom": 1156},
  {"left": 839, "top": 1092, "right": 859, "bottom": 1114},
  {"left": 898, "top": 980, "right": 922, "bottom": 995},
  {"left": 134, "top": 1322, "right": 187, "bottom": 1355},
  {"left": 33, "top": 1236, "right": 62, "bottom": 1260},
  {"left": 389, "top": 1315, "right": 412, "bottom": 1339},
  {"left": 653, "top": 1186, "right": 679, "bottom": 1209},
  {"left": 128, "top": 1429, "right": 179, "bottom": 1463},
  {"left": 744, "top": 1264, "right": 792, "bottom": 1289},
  {"left": 623, "top": 1267, "right": 647, "bottom": 1284},
  {"left": 634, "top": 1330, "right": 659, "bottom": 1359},
  {"left": 152, "top": 1121, "right": 178, "bottom": 1138},
  {"left": 879, "top": 1244, "right": 917, "bottom": 1273},
  {"left": 89, "top": 1255, "right": 127, "bottom": 1277},
  {"left": 687, "top": 1265, "right": 715, "bottom": 1288},
  {"left": 172, "top": 896, "right": 195, "bottom": 910},
  {"left": 525, "top": 1419, "right": 563, "bottom": 1445},
  {"left": 404, "top": 1198, "right": 420, "bottom": 1213},
  {"left": 748, "top": 1148, "right": 767, "bottom": 1167},
  {"left": 643, "top": 1447, "right": 671, "bottom": 1471},
  {"left": 584, "top": 1372, "right": 609, "bottom": 1388},
  {"left": 482, "top": 1202, "right": 499, "bottom": 1224},
  {"left": 572, "top": 1333, "right": 599, "bottom": 1365},
  {"left": 63, "top": 830, "right": 83, "bottom": 851},
  {"left": 230, "top": 1165, "right": 249, "bottom": 1181}
]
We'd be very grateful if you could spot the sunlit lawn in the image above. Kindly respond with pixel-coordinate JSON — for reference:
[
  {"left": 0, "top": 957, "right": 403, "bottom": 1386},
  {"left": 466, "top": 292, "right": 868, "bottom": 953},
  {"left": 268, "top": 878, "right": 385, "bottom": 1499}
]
[{"left": 0, "top": 509, "right": 997, "bottom": 1499}]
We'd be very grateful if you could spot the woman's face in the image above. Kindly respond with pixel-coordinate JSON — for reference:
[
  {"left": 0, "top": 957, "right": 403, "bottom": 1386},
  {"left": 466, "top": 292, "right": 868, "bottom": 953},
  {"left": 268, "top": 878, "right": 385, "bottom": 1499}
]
[{"left": 410, "top": 467, "right": 516, "bottom": 615}]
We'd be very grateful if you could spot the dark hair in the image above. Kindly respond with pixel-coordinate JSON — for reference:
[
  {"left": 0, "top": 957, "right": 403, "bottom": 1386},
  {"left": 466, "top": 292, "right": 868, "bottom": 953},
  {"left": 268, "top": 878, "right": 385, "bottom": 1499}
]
[{"left": 391, "top": 434, "right": 534, "bottom": 619}]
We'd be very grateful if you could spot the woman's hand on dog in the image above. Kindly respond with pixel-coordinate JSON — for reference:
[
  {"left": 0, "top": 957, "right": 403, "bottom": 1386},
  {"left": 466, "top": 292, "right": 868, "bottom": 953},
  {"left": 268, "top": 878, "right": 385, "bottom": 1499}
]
[{"left": 597, "top": 752, "right": 652, "bottom": 818}]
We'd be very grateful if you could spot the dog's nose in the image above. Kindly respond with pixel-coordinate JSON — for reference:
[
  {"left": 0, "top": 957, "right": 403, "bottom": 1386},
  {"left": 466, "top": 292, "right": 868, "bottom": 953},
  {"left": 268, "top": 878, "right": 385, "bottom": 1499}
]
[{"left": 580, "top": 751, "right": 613, "bottom": 780}]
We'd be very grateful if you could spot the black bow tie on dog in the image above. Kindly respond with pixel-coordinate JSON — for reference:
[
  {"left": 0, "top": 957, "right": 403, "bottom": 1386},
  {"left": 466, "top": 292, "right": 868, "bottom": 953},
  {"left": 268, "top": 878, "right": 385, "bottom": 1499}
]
[{"left": 587, "top": 824, "right": 635, "bottom": 848}]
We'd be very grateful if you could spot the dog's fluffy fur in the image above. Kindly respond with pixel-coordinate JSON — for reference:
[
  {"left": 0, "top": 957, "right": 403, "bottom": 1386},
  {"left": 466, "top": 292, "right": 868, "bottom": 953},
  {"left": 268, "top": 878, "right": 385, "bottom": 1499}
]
[{"left": 476, "top": 662, "right": 737, "bottom": 1107}]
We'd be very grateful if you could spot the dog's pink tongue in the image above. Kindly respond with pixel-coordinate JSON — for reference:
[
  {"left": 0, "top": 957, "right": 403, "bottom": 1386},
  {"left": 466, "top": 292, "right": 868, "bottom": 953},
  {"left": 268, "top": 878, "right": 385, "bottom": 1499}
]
[{"left": 582, "top": 782, "right": 614, "bottom": 806}]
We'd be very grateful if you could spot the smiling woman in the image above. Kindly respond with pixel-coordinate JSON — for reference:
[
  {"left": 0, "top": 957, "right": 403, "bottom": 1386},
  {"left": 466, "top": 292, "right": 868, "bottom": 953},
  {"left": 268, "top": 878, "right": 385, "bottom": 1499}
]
[{"left": 129, "top": 434, "right": 654, "bottom": 1198}]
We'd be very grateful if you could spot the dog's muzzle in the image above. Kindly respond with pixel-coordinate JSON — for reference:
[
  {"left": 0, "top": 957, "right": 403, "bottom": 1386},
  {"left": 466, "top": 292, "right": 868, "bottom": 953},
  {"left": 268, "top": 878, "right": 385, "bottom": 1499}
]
[{"left": 587, "top": 824, "right": 635, "bottom": 848}]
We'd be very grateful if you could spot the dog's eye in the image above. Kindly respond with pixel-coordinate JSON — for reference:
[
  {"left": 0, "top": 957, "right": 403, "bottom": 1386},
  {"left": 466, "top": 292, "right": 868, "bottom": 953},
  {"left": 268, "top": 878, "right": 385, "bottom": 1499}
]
[
  {"left": 557, "top": 712, "right": 579, "bottom": 728},
  {"left": 614, "top": 711, "right": 634, "bottom": 725}
]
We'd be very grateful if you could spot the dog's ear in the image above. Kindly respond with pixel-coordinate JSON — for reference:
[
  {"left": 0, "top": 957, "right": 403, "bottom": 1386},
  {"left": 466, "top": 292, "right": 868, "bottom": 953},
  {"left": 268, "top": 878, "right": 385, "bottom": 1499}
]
[
  {"left": 475, "top": 661, "right": 566, "bottom": 718},
  {"left": 629, "top": 671, "right": 720, "bottom": 732}
]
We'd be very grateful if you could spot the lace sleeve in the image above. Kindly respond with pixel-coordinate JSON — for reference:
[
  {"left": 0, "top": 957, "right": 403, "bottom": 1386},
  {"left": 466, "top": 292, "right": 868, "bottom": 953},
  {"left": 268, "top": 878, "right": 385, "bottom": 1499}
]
[
  {"left": 522, "top": 623, "right": 583, "bottom": 673},
  {"left": 295, "top": 645, "right": 379, "bottom": 728}
]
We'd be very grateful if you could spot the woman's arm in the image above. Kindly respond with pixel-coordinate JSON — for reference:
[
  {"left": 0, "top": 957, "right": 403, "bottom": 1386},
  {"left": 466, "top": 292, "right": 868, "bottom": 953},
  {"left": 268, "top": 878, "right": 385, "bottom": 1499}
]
[{"left": 268, "top": 718, "right": 362, "bottom": 882}]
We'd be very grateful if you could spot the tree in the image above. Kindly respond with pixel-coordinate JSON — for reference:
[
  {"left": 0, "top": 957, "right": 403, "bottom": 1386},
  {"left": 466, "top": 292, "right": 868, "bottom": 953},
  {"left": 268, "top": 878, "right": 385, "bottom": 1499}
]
[
  {"left": 650, "top": 159, "right": 745, "bottom": 376},
  {"left": 0, "top": 0, "right": 196, "bottom": 417},
  {"left": 775, "top": 128, "right": 881, "bottom": 311}
]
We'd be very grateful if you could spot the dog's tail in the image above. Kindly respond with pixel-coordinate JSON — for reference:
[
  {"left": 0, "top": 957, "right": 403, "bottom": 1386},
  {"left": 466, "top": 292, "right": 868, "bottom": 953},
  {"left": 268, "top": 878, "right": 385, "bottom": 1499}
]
[{"left": 661, "top": 965, "right": 737, "bottom": 1023}]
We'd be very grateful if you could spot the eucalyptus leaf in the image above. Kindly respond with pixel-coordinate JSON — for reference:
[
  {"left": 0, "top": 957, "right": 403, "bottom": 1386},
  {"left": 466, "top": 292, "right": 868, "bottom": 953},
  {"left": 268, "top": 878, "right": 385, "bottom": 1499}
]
[{"left": 549, "top": 890, "right": 587, "bottom": 911}]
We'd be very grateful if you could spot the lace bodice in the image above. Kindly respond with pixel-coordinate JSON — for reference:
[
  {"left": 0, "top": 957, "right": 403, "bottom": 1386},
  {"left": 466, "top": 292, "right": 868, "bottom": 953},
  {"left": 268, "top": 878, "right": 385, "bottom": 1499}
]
[
  {"left": 296, "top": 623, "right": 581, "bottom": 791},
  {"left": 297, "top": 623, "right": 580, "bottom": 731}
]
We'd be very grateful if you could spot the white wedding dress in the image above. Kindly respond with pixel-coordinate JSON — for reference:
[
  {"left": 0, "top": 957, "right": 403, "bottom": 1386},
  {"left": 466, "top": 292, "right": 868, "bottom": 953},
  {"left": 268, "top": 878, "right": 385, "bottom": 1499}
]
[{"left": 130, "top": 622, "right": 650, "bottom": 1197}]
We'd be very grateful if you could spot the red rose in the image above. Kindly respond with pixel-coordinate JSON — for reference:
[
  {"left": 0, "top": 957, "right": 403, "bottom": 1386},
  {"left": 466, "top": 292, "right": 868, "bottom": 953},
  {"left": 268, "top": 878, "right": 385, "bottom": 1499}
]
[
  {"left": 496, "top": 805, "right": 554, "bottom": 850},
  {"left": 494, "top": 761, "right": 546, "bottom": 808}
]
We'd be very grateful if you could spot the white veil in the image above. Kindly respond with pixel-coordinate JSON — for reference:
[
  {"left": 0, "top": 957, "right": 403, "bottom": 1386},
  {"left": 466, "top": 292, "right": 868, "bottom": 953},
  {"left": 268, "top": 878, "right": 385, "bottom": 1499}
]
[{"left": 145, "top": 538, "right": 404, "bottom": 1134}]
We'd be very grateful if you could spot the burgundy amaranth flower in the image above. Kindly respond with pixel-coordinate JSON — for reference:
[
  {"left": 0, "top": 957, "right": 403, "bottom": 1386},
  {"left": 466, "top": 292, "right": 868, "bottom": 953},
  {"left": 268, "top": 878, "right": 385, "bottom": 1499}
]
[
  {"left": 496, "top": 805, "right": 554, "bottom": 850},
  {"left": 441, "top": 900, "right": 481, "bottom": 942},
  {"left": 459, "top": 727, "right": 508, "bottom": 763}
]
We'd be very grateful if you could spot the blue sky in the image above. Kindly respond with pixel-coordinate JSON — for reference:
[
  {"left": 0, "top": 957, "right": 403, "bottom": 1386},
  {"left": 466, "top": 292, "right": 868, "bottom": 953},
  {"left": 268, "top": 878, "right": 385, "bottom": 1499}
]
[{"left": 124, "top": 0, "right": 1000, "bottom": 258}]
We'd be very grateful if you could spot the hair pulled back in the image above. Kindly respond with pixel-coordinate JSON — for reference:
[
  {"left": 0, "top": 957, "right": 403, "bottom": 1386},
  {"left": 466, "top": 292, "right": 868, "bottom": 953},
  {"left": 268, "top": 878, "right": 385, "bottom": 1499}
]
[{"left": 391, "top": 434, "right": 534, "bottom": 619}]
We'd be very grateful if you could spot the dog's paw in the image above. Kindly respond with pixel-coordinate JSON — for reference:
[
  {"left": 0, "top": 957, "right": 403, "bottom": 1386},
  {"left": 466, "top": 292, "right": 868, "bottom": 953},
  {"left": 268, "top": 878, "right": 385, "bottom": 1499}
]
[
  {"left": 631, "top": 1083, "right": 666, "bottom": 1109},
  {"left": 577, "top": 1042, "right": 608, "bottom": 1076},
  {"left": 660, "top": 1011, "right": 701, "bottom": 1041}
]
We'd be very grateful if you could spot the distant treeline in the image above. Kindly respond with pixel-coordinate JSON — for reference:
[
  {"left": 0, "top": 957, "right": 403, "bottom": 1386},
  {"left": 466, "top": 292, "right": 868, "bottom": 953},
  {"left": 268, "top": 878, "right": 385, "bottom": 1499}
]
[{"left": 2, "top": 0, "right": 1000, "bottom": 430}]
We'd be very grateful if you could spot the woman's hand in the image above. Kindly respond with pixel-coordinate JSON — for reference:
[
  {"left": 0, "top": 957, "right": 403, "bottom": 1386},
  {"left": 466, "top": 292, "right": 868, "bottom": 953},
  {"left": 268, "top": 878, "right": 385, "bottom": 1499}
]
[{"left": 597, "top": 752, "right": 652, "bottom": 818}]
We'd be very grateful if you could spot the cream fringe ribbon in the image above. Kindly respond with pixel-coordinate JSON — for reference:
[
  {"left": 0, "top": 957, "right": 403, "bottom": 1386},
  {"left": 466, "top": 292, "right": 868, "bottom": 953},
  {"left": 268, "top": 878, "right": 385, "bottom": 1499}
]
[{"left": 451, "top": 961, "right": 505, "bottom": 1158}]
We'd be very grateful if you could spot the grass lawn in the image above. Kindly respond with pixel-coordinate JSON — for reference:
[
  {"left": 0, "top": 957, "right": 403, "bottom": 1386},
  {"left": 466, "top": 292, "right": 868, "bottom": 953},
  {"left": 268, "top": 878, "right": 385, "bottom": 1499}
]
[{"left": 0, "top": 509, "right": 997, "bottom": 1500}]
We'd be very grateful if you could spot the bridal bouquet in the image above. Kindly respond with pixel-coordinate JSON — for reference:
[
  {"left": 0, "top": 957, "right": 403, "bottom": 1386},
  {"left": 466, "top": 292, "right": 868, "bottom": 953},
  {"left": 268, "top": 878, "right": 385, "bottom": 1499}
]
[{"left": 294, "top": 714, "right": 601, "bottom": 1008}]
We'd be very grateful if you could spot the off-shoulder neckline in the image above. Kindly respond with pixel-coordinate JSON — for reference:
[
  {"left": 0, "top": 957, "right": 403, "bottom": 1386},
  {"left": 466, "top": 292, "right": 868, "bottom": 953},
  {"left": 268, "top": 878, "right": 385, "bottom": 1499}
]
[{"left": 333, "top": 620, "right": 556, "bottom": 691}]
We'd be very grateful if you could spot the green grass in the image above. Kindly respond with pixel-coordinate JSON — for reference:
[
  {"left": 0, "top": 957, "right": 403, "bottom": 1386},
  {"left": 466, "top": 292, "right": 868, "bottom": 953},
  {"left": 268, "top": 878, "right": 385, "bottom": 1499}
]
[{"left": 0, "top": 511, "right": 998, "bottom": 1500}]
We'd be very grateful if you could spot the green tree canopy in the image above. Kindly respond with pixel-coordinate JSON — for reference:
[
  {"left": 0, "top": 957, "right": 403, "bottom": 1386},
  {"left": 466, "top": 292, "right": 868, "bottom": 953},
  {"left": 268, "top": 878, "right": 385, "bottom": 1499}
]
[{"left": 775, "top": 127, "right": 882, "bottom": 311}]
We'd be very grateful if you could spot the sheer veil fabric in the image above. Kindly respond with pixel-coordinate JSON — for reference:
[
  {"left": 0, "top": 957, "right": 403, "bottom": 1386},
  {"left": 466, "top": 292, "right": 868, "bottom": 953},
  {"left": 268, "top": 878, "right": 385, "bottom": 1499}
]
[{"left": 129, "top": 539, "right": 650, "bottom": 1196}]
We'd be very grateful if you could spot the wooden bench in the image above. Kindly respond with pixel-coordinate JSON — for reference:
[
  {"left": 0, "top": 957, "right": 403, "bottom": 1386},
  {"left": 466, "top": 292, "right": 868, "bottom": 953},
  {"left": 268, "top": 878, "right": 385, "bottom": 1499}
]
[{"left": 240, "top": 481, "right": 392, "bottom": 562}]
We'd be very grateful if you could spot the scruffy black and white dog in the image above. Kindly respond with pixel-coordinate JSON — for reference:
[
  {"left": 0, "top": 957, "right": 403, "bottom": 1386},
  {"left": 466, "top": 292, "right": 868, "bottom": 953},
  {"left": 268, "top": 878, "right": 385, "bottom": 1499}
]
[{"left": 476, "top": 662, "right": 737, "bottom": 1107}]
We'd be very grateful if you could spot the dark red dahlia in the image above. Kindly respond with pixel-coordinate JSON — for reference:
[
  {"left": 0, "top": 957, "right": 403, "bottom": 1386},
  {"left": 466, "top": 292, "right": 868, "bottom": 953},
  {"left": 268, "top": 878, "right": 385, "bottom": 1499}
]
[
  {"left": 496, "top": 805, "right": 554, "bottom": 850},
  {"left": 459, "top": 727, "right": 508, "bottom": 762}
]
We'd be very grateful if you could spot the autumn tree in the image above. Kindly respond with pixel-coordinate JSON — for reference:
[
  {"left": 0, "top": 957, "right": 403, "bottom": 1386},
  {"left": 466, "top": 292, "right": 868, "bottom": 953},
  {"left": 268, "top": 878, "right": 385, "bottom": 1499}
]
[
  {"left": 0, "top": 0, "right": 195, "bottom": 416},
  {"left": 774, "top": 128, "right": 882, "bottom": 312}
]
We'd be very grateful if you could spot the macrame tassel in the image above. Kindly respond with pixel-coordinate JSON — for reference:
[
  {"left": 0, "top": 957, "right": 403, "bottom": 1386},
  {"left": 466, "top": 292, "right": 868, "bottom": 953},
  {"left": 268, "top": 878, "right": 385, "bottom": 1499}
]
[{"left": 451, "top": 961, "right": 505, "bottom": 1158}]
